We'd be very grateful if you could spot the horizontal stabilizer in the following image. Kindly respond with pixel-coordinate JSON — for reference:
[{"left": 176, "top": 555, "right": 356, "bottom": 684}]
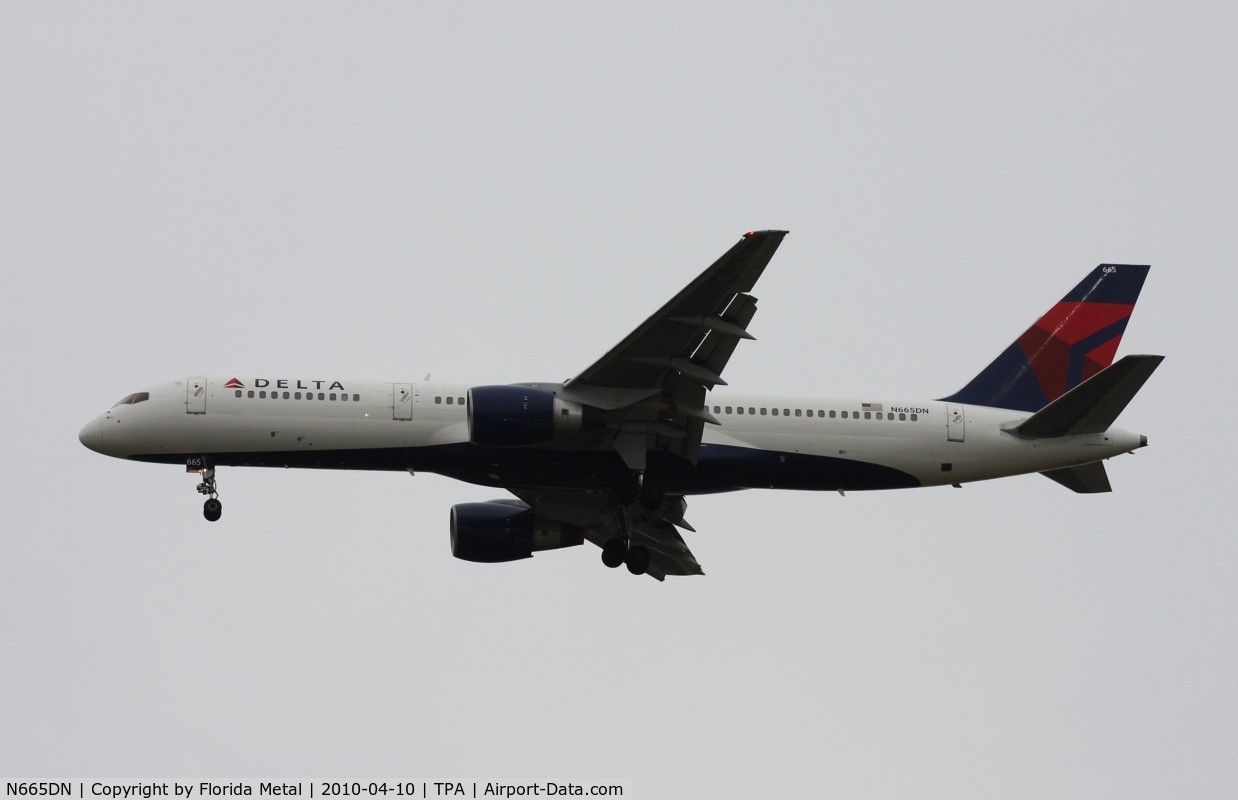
[
  {"left": 1013, "top": 354, "right": 1164, "bottom": 438},
  {"left": 1041, "top": 462, "right": 1112, "bottom": 493}
]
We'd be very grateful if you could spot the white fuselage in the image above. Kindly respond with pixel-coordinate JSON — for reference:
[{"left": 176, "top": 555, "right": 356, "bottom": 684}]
[{"left": 79, "top": 376, "right": 1146, "bottom": 493}]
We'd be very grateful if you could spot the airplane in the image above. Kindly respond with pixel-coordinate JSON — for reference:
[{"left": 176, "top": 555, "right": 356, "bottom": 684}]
[{"left": 79, "top": 231, "right": 1162, "bottom": 580}]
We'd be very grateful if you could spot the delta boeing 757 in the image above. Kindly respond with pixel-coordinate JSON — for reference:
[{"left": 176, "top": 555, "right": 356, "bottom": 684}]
[{"left": 79, "top": 231, "right": 1161, "bottom": 579}]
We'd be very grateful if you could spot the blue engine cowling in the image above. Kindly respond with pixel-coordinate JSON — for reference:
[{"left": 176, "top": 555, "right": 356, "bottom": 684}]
[
  {"left": 450, "top": 500, "right": 584, "bottom": 563},
  {"left": 467, "top": 385, "right": 596, "bottom": 447}
]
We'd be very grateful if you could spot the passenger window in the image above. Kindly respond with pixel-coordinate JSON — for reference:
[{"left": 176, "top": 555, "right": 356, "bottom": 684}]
[
  {"left": 911, "top": 413, "right": 918, "bottom": 421},
  {"left": 318, "top": 392, "right": 325, "bottom": 400},
  {"left": 446, "top": 396, "right": 453, "bottom": 405},
  {"left": 259, "top": 391, "right": 266, "bottom": 399},
  {"left": 295, "top": 392, "right": 302, "bottom": 400},
  {"left": 795, "top": 409, "right": 802, "bottom": 417},
  {"left": 248, "top": 390, "right": 254, "bottom": 398},
  {"left": 283, "top": 392, "right": 290, "bottom": 399},
  {"left": 330, "top": 393, "right": 337, "bottom": 401},
  {"left": 829, "top": 410, "right": 836, "bottom": 418},
  {"left": 841, "top": 411, "right": 847, "bottom": 419},
  {"left": 876, "top": 412, "right": 883, "bottom": 420},
  {"left": 435, "top": 397, "right": 442, "bottom": 404},
  {"left": 725, "top": 406, "right": 732, "bottom": 414},
  {"left": 899, "top": 413, "right": 906, "bottom": 421},
  {"left": 864, "top": 411, "right": 871, "bottom": 419},
  {"left": 737, "top": 407, "right": 744, "bottom": 415},
  {"left": 459, "top": 397, "right": 465, "bottom": 405},
  {"left": 760, "top": 408, "right": 767, "bottom": 415},
  {"left": 771, "top": 408, "right": 779, "bottom": 416},
  {"left": 234, "top": 390, "right": 241, "bottom": 398},
  {"left": 353, "top": 394, "right": 360, "bottom": 401}
]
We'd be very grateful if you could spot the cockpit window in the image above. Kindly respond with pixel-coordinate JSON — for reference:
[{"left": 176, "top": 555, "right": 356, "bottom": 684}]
[{"left": 111, "top": 392, "right": 150, "bottom": 407}]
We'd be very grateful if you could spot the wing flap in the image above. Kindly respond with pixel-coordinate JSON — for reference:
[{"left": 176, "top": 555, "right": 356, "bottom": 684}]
[{"left": 511, "top": 489, "right": 704, "bottom": 581}]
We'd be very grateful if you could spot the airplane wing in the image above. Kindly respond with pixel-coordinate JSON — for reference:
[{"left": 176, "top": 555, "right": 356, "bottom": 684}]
[
  {"left": 511, "top": 488, "right": 703, "bottom": 581},
  {"left": 561, "top": 230, "right": 788, "bottom": 471}
]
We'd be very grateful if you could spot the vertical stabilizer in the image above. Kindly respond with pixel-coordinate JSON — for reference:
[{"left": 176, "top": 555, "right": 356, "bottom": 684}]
[{"left": 942, "top": 264, "right": 1149, "bottom": 412}]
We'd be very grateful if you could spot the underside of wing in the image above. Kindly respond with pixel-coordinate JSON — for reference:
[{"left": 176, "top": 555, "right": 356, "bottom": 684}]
[{"left": 511, "top": 488, "right": 703, "bottom": 581}]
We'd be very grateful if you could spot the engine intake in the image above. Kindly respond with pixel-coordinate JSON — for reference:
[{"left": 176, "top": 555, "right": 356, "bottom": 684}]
[
  {"left": 450, "top": 500, "right": 584, "bottom": 563},
  {"left": 467, "top": 385, "right": 597, "bottom": 447}
]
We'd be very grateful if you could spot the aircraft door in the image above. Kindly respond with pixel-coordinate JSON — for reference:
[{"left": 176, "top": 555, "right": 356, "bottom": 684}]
[
  {"left": 393, "top": 383, "right": 414, "bottom": 420},
  {"left": 946, "top": 403, "right": 965, "bottom": 442},
  {"left": 187, "top": 377, "right": 208, "bottom": 414}
]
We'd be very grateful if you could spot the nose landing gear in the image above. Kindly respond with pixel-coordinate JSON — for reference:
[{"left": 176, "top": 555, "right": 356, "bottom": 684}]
[{"left": 195, "top": 466, "right": 222, "bottom": 522}]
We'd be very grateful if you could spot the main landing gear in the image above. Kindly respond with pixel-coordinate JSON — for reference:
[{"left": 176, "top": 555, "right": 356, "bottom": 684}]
[
  {"left": 601, "top": 472, "right": 653, "bottom": 576},
  {"left": 196, "top": 466, "right": 222, "bottom": 522},
  {"left": 601, "top": 537, "right": 651, "bottom": 576}
]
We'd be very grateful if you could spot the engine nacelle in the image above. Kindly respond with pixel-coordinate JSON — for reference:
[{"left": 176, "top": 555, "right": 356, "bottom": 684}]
[
  {"left": 467, "top": 385, "right": 597, "bottom": 447},
  {"left": 449, "top": 500, "right": 585, "bottom": 563}
]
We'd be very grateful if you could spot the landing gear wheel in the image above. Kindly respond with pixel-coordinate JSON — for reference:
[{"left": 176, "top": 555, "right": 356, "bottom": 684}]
[
  {"left": 601, "top": 538, "right": 627, "bottom": 569},
  {"left": 194, "top": 464, "right": 222, "bottom": 521},
  {"left": 625, "top": 545, "right": 650, "bottom": 576}
]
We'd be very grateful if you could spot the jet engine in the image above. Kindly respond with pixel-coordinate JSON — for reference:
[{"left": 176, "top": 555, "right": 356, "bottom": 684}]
[
  {"left": 466, "top": 385, "right": 598, "bottom": 446},
  {"left": 449, "top": 500, "right": 584, "bottom": 563}
]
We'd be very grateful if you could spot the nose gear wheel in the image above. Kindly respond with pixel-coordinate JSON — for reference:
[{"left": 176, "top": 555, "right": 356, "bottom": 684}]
[{"left": 195, "top": 466, "right": 222, "bottom": 522}]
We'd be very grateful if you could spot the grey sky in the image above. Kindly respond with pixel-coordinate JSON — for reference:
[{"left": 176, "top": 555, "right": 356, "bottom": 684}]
[{"left": 2, "top": 2, "right": 1235, "bottom": 796}]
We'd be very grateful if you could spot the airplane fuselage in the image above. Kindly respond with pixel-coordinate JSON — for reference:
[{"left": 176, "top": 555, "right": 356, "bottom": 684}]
[{"left": 79, "top": 375, "right": 1145, "bottom": 494}]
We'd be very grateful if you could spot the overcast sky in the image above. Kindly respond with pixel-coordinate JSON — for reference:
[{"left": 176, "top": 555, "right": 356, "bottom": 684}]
[{"left": 2, "top": 2, "right": 1236, "bottom": 797}]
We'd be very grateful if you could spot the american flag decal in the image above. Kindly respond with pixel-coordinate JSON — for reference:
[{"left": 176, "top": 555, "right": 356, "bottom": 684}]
[{"left": 862, "top": 402, "right": 883, "bottom": 412}]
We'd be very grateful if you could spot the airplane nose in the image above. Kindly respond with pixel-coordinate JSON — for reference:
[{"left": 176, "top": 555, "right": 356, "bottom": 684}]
[{"left": 79, "top": 417, "right": 106, "bottom": 454}]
